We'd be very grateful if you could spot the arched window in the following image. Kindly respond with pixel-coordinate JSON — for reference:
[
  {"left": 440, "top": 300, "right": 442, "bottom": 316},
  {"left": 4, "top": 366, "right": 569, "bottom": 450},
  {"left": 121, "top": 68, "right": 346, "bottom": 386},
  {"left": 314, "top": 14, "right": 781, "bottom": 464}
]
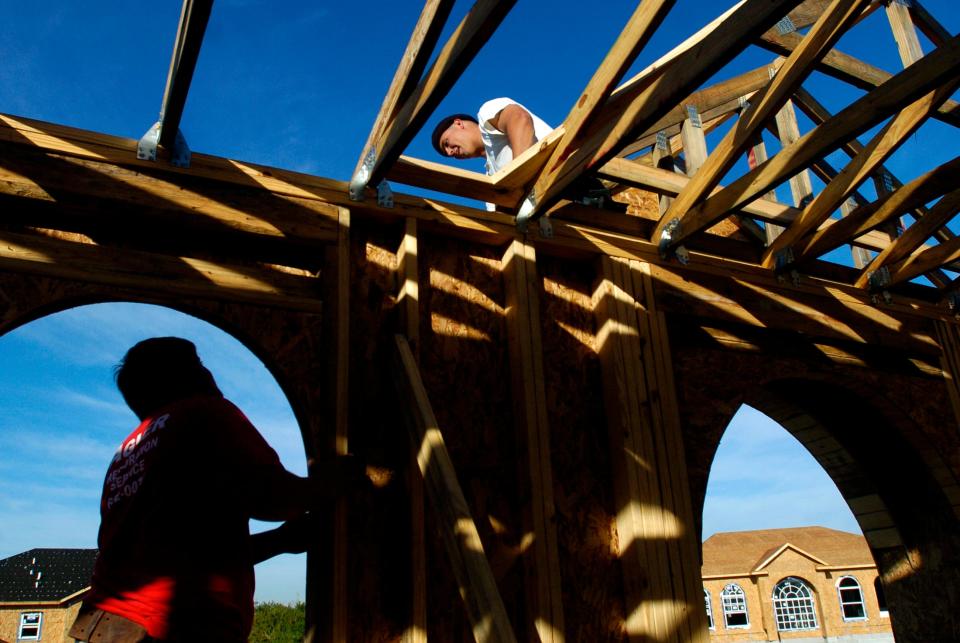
[
  {"left": 874, "top": 577, "right": 888, "bottom": 616},
  {"left": 704, "top": 588, "right": 715, "bottom": 629},
  {"left": 837, "top": 576, "right": 866, "bottom": 621},
  {"left": 773, "top": 577, "right": 818, "bottom": 631},
  {"left": 721, "top": 583, "right": 749, "bottom": 628}
]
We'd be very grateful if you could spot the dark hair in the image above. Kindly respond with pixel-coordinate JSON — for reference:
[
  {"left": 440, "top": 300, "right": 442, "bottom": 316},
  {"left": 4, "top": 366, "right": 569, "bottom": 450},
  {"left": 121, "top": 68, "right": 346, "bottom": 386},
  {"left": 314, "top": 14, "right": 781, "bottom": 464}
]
[
  {"left": 431, "top": 113, "right": 478, "bottom": 156},
  {"left": 115, "top": 337, "right": 221, "bottom": 419}
]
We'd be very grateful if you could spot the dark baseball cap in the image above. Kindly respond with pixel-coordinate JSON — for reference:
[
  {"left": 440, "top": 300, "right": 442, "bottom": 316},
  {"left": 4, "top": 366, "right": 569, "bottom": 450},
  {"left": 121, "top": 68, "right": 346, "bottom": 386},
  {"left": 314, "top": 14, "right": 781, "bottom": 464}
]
[{"left": 431, "top": 113, "right": 478, "bottom": 156}]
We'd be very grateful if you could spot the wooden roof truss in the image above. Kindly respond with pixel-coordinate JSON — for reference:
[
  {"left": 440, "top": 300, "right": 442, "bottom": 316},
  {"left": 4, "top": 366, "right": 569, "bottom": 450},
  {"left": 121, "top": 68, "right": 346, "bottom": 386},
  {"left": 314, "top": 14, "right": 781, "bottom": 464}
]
[{"left": 352, "top": 0, "right": 960, "bottom": 305}]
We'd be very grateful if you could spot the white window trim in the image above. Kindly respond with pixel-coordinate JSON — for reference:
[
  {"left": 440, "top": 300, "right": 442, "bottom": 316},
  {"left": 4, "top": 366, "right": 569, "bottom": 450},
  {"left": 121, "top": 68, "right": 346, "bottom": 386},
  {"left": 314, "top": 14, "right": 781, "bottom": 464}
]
[
  {"left": 773, "top": 577, "right": 819, "bottom": 632},
  {"left": 720, "top": 583, "right": 751, "bottom": 629},
  {"left": 836, "top": 575, "right": 868, "bottom": 622},
  {"left": 704, "top": 588, "right": 715, "bottom": 630},
  {"left": 18, "top": 611, "right": 43, "bottom": 641}
]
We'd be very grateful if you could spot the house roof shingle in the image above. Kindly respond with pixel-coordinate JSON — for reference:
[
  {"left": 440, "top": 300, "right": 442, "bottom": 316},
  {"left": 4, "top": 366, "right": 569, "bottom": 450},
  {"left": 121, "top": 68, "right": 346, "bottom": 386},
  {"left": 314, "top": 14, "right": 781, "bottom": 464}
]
[
  {"left": 702, "top": 526, "right": 874, "bottom": 577},
  {"left": 0, "top": 548, "right": 97, "bottom": 603}
]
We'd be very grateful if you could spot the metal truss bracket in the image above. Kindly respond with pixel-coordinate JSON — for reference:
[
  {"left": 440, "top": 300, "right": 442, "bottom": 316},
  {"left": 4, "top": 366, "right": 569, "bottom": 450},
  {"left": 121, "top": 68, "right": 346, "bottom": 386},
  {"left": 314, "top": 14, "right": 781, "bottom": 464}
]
[
  {"left": 775, "top": 16, "right": 796, "bottom": 35},
  {"left": 655, "top": 131, "right": 669, "bottom": 152},
  {"left": 867, "top": 265, "right": 891, "bottom": 290},
  {"left": 658, "top": 218, "right": 688, "bottom": 264},
  {"left": 774, "top": 247, "right": 795, "bottom": 272},
  {"left": 738, "top": 95, "right": 750, "bottom": 110},
  {"left": 870, "top": 290, "right": 893, "bottom": 305},
  {"left": 538, "top": 216, "right": 553, "bottom": 239},
  {"left": 137, "top": 122, "right": 191, "bottom": 168},
  {"left": 685, "top": 105, "right": 702, "bottom": 128},
  {"left": 349, "top": 147, "right": 377, "bottom": 201},
  {"left": 947, "top": 291, "right": 960, "bottom": 313},
  {"left": 377, "top": 181, "right": 394, "bottom": 208}
]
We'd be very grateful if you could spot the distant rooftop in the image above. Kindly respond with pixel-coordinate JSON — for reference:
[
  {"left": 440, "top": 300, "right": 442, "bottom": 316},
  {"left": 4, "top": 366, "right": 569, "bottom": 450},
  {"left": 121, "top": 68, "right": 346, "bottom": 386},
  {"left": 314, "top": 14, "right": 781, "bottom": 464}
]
[
  {"left": 0, "top": 548, "right": 97, "bottom": 603},
  {"left": 703, "top": 526, "right": 874, "bottom": 577}
]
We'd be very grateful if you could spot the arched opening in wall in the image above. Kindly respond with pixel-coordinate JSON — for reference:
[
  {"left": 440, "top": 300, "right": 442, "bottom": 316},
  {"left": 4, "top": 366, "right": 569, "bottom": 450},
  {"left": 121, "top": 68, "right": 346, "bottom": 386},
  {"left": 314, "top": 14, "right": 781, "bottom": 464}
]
[
  {"left": 701, "top": 404, "right": 893, "bottom": 640},
  {"left": 0, "top": 302, "right": 309, "bottom": 608}
]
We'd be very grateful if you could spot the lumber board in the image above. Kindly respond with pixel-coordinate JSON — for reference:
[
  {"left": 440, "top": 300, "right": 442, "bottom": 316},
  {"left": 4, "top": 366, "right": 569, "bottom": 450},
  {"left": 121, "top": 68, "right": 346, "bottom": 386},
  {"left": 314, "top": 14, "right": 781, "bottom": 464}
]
[
  {"left": 886, "top": 0, "right": 925, "bottom": 67},
  {"left": 530, "top": 0, "right": 675, "bottom": 216},
  {"left": 396, "top": 218, "right": 427, "bottom": 643},
  {"left": 501, "top": 240, "right": 565, "bottom": 642},
  {"left": 360, "top": 0, "right": 517, "bottom": 191},
  {"left": 767, "top": 77, "right": 960, "bottom": 269},
  {"left": 0, "top": 227, "right": 324, "bottom": 312},
  {"left": 628, "top": 95, "right": 748, "bottom": 161},
  {"left": 855, "top": 189, "right": 960, "bottom": 288},
  {"left": 886, "top": 235, "right": 960, "bottom": 288},
  {"left": 935, "top": 321, "right": 960, "bottom": 430},
  {"left": 525, "top": 0, "right": 806, "bottom": 220},
  {"left": 392, "top": 334, "right": 518, "bottom": 643},
  {"left": 773, "top": 99, "right": 814, "bottom": 209},
  {"left": 388, "top": 155, "right": 522, "bottom": 207},
  {"left": 757, "top": 29, "right": 960, "bottom": 128},
  {"left": 794, "top": 155, "right": 960, "bottom": 266},
  {"left": 908, "top": 0, "right": 952, "bottom": 46},
  {"left": 655, "top": 0, "right": 869, "bottom": 247},
  {"left": 675, "top": 33, "right": 960, "bottom": 246},
  {"left": 352, "top": 0, "right": 455, "bottom": 181}
]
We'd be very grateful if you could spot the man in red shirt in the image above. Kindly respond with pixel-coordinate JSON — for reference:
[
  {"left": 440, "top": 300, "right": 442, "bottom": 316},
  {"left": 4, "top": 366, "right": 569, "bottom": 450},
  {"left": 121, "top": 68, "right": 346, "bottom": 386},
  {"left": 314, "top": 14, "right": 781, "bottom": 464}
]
[{"left": 70, "top": 337, "right": 357, "bottom": 641}]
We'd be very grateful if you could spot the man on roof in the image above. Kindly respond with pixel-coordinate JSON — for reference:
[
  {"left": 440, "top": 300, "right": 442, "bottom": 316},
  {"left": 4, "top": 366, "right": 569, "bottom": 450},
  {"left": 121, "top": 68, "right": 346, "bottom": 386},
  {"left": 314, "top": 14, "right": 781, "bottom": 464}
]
[{"left": 432, "top": 97, "right": 617, "bottom": 216}]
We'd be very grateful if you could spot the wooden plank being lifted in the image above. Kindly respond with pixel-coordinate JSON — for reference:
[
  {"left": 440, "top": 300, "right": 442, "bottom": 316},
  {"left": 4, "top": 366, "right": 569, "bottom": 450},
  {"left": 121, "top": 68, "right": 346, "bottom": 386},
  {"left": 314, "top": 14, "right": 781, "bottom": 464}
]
[{"left": 392, "top": 334, "right": 517, "bottom": 643}]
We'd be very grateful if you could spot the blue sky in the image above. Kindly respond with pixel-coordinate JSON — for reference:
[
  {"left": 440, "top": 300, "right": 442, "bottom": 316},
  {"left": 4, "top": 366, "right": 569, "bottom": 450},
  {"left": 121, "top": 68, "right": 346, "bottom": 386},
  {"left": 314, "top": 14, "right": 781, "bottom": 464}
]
[{"left": 0, "top": 0, "right": 956, "bottom": 604}]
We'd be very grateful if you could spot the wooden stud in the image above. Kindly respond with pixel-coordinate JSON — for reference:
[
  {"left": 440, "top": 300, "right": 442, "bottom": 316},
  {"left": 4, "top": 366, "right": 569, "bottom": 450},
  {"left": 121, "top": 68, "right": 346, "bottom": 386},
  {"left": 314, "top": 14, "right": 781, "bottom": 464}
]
[
  {"left": 332, "top": 207, "right": 351, "bottom": 643},
  {"left": 673, "top": 33, "right": 960, "bottom": 250},
  {"left": 655, "top": 0, "right": 869, "bottom": 247},
  {"left": 501, "top": 239, "right": 565, "bottom": 642},
  {"left": 885, "top": 0, "right": 925, "bottom": 67},
  {"left": 392, "top": 335, "right": 518, "bottom": 643},
  {"left": 397, "top": 217, "right": 427, "bottom": 643},
  {"left": 935, "top": 321, "right": 960, "bottom": 435}
]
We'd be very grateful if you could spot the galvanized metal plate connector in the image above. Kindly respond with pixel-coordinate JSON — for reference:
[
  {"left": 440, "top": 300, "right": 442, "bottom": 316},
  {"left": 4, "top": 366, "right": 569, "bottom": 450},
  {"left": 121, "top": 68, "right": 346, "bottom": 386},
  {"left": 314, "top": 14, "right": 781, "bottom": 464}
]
[
  {"left": 349, "top": 147, "right": 377, "bottom": 202},
  {"left": 138, "top": 122, "right": 191, "bottom": 168}
]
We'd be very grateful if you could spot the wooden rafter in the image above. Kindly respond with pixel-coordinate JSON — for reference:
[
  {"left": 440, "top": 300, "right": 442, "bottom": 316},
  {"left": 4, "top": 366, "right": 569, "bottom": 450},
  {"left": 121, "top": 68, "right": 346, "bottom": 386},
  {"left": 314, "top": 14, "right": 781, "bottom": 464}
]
[
  {"left": 520, "top": 0, "right": 806, "bottom": 225},
  {"left": 516, "top": 0, "right": 675, "bottom": 218},
  {"left": 855, "top": 188, "right": 960, "bottom": 289},
  {"left": 757, "top": 27, "right": 960, "bottom": 128},
  {"left": 764, "top": 76, "right": 960, "bottom": 269},
  {"left": 350, "top": 0, "right": 516, "bottom": 196},
  {"left": 654, "top": 0, "right": 870, "bottom": 249},
  {"left": 791, "top": 155, "right": 960, "bottom": 265},
  {"left": 661, "top": 33, "right": 960, "bottom": 253},
  {"left": 351, "top": 0, "right": 455, "bottom": 183}
]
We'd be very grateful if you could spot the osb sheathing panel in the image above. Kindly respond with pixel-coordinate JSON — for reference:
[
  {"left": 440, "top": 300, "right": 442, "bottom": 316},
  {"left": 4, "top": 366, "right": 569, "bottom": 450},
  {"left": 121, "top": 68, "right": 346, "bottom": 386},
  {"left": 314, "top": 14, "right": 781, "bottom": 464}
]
[{"left": 343, "top": 223, "right": 628, "bottom": 641}]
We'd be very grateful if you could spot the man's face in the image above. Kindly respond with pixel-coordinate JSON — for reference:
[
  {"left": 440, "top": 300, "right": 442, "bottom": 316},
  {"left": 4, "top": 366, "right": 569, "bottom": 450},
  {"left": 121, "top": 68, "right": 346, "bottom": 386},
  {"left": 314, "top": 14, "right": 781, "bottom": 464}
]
[{"left": 440, "top": 119, "right": 483, "bottom": 159}]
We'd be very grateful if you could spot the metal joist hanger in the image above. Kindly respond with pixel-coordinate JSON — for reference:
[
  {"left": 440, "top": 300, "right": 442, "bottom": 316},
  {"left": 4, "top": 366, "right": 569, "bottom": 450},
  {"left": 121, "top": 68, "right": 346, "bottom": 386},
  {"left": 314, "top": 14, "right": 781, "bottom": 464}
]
[{"left": 138, "top": 0, "right": 214, "bottom": 168}]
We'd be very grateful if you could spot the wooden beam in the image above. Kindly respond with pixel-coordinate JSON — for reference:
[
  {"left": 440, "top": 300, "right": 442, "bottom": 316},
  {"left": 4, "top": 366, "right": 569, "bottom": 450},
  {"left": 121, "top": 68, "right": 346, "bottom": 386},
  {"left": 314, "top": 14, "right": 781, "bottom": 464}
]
[
  {"left": 670, "top": 33, "right": 960, "bottom": 248},
  {"left": 0, "top": 227, "right": 324, "bottom": 312},
  {"left": 935, "top": 321, "right": 960, "bottom": 434},
  {"left": 855, "top": 188, "right": 960, "bottom": 288},
  {"left": 908, "top": 0, "right": 952, "bottom": 46},
  {"left": 773, "top": 98, "right": 815, "bottom": 208},
  {"left": 594, "top": 256, "right": 709, "bottom": 643},
  {"left": 626, "top": 94, "right": 749, "bottom": 160},
  {"left": 352, "top": 1, "right": 455, "bottom": 182},
  {"left": 353, "top": 0, "right": 516, "bottom": 193},
  {"left": 764, "top": 76, "right": 960, "bottom": 269},
  {"left": 757, "top": 29, "right": 960, "bottom": 128},
  {"left": 522, "top": 0, "right": 806, "bottom": 223},
  {"left": 387, "top": 155, "right": 522, "bottom": 207},
  {"left": 396, "top": 217, "right": 427, "bottom": 643},
  {"left": 792, "top": 155, "right": 960, "bottom": 265},
  {"left": 655, "top": 0, "right": 869, "bottom": 247},
  {"left": 886, "top": 0, "right": 925, "bottom": 67},
  {"left": 884, "top": 235, "right": 960, "bottom": 288},
  {"left": 392, "top": 334, "right": 518, "bottom": 643},
  {"left": 524, "top": 0, "right": 675, "bottom": 217},
  {"left": 501, "top": 240, "right": 565, "bottom": 642}
]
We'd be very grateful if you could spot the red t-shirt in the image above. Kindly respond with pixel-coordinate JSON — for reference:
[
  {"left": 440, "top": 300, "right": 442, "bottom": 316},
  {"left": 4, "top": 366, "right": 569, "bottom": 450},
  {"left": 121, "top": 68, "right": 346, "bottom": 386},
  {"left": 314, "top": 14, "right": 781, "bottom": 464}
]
[{"left": 88, "top": 395, "right": 302, "bottom": 640}]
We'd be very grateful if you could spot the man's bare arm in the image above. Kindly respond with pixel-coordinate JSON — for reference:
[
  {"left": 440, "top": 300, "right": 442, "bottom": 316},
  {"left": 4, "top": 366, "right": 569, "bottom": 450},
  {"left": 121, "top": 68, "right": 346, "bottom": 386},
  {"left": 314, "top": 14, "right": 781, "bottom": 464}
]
[{"left": 490, "top": 104, "right": 536, "bottom": 157}]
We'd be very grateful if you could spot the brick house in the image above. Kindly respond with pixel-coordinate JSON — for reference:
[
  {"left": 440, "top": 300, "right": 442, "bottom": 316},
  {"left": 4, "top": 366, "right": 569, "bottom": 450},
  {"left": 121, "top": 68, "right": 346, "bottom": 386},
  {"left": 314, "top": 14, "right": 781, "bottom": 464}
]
[
  {"left": 702, "top": 527, "right": 893, "bottom": 643},
  {"left": 0, "top": 549, "right": 96, "bottom": 643}
]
